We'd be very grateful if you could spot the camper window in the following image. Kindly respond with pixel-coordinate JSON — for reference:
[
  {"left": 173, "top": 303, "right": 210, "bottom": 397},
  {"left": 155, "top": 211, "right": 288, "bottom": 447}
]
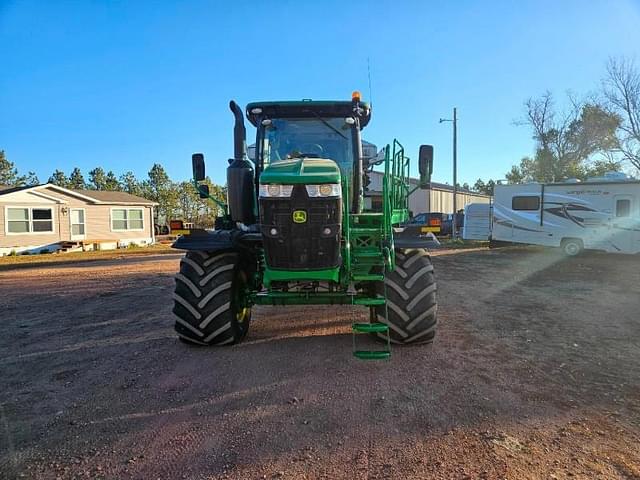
[
  {"left": 616, "top": 199, "right": 631, "bottom": 218},
  {"left": 512, "top": 196, "right": 540, "bottom": 211}
]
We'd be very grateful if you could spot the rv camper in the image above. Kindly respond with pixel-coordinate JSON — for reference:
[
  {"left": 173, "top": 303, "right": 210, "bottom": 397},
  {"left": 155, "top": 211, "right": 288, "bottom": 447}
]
[{"left": 492, "top": 173, "right": 640, "bottom": 255}]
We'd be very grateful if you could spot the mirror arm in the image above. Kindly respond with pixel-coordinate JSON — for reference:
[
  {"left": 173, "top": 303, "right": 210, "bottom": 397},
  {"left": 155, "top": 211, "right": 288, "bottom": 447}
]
[{"left": 193, "top": 179, "right": 227, "bottom": 212}]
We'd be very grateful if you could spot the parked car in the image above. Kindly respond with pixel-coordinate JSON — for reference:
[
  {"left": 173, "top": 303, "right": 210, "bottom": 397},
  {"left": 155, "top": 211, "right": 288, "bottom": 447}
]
[
  {"left": 407, "top": 212, "right": 444, "bottom": 234},
  {"left": 440, "top": 211, "right": 464, "bottom": 236}
]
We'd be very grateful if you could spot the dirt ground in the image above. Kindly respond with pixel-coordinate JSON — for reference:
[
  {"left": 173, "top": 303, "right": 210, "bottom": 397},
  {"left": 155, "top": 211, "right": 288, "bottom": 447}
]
[{"left": 1, "top": 248, "right": 639, "bottom": 480}]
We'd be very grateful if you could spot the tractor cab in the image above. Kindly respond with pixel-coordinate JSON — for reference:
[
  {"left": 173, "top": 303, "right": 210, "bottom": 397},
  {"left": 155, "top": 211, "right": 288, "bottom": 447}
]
[{"left": 247, "top": 99, "right": 370, "bottom": 167}]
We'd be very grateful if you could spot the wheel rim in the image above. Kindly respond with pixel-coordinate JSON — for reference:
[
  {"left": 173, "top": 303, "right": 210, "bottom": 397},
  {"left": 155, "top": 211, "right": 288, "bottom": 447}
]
[
  {"left": 565, "top": 243, "right": 579, "bottom": 255},
  {"left": 234, "top": 269, "right": 250, "bottom": 324}
]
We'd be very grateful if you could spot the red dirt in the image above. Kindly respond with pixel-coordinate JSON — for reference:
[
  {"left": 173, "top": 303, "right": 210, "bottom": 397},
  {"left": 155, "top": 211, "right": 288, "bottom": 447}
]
[{"left": 0, "top": 248, "right": 639, "bottom": 479}]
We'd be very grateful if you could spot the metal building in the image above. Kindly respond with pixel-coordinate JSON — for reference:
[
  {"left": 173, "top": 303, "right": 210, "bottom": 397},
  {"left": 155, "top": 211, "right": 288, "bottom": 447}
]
[{"left": 364, "top": 170, "right": 491, "bottom": 215}]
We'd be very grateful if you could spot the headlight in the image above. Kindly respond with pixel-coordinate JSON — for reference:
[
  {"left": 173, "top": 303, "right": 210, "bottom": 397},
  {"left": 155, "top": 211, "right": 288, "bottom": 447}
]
[
  {"left": 305, "top": 184, "right": 341, "bottom": 197},
  {"left": 259, "top": 184, "right": 294, "bottom": 198}
]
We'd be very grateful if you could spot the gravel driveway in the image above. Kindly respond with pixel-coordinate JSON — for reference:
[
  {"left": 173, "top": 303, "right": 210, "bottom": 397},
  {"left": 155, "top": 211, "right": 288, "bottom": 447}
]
[{"left": 1, "top": 248, "right": 638, "bottom": 479}]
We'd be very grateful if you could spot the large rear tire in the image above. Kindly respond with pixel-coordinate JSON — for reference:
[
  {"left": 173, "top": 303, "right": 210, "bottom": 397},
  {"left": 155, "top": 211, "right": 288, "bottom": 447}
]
[
  {"left": 173, "top": 251, "right": 252, "bottom": 346},
  {"left": 373, "top": 248, "right": 438, "bottom": 345}
]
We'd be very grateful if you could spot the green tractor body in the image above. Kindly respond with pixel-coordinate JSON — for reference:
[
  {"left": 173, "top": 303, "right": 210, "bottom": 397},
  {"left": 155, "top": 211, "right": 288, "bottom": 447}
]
[{"left": 172, "top": 95, "right": 439, "bottom": 358}]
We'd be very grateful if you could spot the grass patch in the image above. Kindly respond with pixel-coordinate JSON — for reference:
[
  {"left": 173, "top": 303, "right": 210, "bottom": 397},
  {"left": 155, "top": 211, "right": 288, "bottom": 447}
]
[{"left": 0, "top": 243, "right": 176, "bottom": 269}]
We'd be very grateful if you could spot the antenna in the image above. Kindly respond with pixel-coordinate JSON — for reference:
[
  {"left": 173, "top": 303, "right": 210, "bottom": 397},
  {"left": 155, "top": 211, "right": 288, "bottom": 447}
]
[{"left": 367, "top": 57, "right": 373, "bottom": 108}]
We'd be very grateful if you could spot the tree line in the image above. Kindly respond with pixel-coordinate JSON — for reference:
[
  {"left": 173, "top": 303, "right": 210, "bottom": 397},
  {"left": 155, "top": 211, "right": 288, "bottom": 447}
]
[
  {"left": 0, "top": 151, "right": 225, "bottom": 228},
  {"left": 474, "top": 57, "right": 640, "bottom": 194},
  {"left": 3, "top": 57, "right": 638, "bottom": 214}
]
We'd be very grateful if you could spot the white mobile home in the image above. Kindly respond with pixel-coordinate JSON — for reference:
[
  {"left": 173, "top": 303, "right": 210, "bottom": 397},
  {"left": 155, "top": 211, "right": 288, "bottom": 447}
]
[{"left": 492, "top": 176, "right": 640, "bottom": 255}]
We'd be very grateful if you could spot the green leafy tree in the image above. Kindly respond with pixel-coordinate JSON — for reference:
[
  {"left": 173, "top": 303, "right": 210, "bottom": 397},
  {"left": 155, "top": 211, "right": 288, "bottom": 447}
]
[
  {"left": 146, "top": 164, "right": 179, "bottom": 223},
  {"left": 505, "top": 157, "right": 533, "bottom": 183},
  {"left": 68, "top": 167, "right": 87, "bottom": 189},
  {"left": 511, "top": 93, "right": 621, "bottom": 182},
  {"left": 177, "top": 181, "right": 200, "bottom": 222},
  {"left": 484, "top": 179, "right": 496, "bottom": 196},
  {"left": 472, "top": 178, "right": 496, "bottom": 196},
  {"left": 584, "top": 159, "right": 623, "bottom": 178},
  {"left": 48, "top": 169, "right": 69, "bottom": 187},
  {"left": 89, "top": 167, "right": 107, "bottom": 190}
]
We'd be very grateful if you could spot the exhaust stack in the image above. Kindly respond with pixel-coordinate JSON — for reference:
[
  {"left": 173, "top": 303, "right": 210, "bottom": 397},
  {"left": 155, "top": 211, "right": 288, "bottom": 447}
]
[
  {"left": 229, "top": 100, "right": 247, "bottom": 160},
  {"left": 226, "top": 100, "right": 256, "bottom": 224}
]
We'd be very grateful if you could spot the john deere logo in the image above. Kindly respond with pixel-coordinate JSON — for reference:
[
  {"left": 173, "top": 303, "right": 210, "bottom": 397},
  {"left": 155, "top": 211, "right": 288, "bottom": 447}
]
[{"left": 292, "top": 210, "right": 307, "bottom": 223}]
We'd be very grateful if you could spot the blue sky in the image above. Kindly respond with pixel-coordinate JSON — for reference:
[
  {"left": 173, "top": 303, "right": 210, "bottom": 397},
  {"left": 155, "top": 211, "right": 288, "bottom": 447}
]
[{"left": 2, "top": 0, "right": 640, "bottom": 187}]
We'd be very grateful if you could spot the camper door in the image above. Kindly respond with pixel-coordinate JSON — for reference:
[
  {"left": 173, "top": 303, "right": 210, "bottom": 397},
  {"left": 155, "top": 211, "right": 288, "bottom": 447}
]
[{"left": 610, "top": 194, "right": 637, "bottom": 253}]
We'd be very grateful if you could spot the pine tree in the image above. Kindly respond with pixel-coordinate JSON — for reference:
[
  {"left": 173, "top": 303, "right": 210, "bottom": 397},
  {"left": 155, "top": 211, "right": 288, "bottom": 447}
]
[
  {"left": 48, "top": 169, "right": 69, "bottom": 187},
  {"left": 68, "top": 167, "right": 87, "bottom": 189},
  {"left": 0, "top": 150, "right": 20, "bottom": 186}
]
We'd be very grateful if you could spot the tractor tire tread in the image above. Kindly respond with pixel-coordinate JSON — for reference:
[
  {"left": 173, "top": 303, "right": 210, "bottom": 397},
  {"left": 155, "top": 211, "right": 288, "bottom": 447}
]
[
  {"left": 173, "top": 250, "right": 250, "bottom": 346},
  {"left": 374, "top": 248, "right": 437, "bottom": 345}
]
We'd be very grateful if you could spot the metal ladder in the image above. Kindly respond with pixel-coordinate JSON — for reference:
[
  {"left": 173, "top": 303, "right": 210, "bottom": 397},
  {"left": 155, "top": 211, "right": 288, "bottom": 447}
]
[{"left": 349, "top": 212, "right": 392, "bottom": 360}]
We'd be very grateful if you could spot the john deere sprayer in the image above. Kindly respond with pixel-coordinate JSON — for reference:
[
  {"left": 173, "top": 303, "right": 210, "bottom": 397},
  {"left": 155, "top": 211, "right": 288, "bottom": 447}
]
[{"left": 172, "top": 92, "right": 438, "bottom": 359}]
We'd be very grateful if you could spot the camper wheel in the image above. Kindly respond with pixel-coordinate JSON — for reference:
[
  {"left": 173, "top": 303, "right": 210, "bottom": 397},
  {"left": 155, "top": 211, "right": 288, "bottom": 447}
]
[{"left": 561, "top": 238, "right": 583, "bottom": 256}]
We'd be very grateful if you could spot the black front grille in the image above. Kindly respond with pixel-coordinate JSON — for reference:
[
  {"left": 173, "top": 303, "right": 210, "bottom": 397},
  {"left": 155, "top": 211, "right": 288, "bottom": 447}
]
[{"left": 260, "top": 185, "right": 342, "bottom": 270}]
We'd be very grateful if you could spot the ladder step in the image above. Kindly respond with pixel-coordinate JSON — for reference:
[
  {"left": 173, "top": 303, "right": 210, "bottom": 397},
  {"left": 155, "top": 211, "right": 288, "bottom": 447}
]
[
  {"left": 350, "top": 227, "right": 381, "bottom": 235},
  {"left": 352, "top": 322, "right": 389, "bottom": 333},
  {"left": 352, "top": 250, "right": 383, "bottom": 258},
  {"left": 353, "top": 296, "right": 386, "bottom": 306},
  {"left": 353, "top": 350, "right": 391, "bottom": 360},
  {"left": 352, "top": 273, "right": 384, "bottom": 282},
  {"left": 353, "top": 258, "right": 385, "bottom": 267}
]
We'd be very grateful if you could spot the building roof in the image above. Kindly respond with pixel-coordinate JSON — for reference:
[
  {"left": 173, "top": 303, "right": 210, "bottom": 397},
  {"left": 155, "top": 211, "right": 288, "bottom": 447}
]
[
  {"left": 0, "top": 183, "right": 157, "bottom": 205},
  {"left": 0, "top": 184, "right": 33, "bottom": 195},
  {"left": 72, "top": 189, "right": 156, "bottom": 205},
  {"left": 419, "top": 180, "right": 486, "bottom": 196}
]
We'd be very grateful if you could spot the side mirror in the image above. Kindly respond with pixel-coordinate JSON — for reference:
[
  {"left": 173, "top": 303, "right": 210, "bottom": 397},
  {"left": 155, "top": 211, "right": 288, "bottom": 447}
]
[
  {"left": 418, "top": 145, "right": 434, "bottom": 189},
  {"left": 197, "top": 184, "right": 210, "bottom": 199},
  {"left": 192, "top": 153, "right": 205, "bottom": 182}
]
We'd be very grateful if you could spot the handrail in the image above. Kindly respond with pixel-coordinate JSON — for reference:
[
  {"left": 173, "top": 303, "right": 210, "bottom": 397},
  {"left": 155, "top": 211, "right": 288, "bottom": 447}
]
[
  {"left": 342, "top": 175, "right": 351, "bottom": 286},
  {"left": 380, "top": 139, "right": 412, "bottom": 269},
  {"left": 382, "top": 144, "right": 392, "bottom": 240},
  {"left": 382, "top": 139, "right": 410, "bottom": 222}
]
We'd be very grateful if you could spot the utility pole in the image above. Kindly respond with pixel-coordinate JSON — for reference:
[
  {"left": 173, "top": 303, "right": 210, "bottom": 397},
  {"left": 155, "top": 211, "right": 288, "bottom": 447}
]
[
  {"left": 452, "top": 107, "right": 458, "bottom": 239},
  {"left": 439, "top": 107, "right": 459, "bottom": 239}
]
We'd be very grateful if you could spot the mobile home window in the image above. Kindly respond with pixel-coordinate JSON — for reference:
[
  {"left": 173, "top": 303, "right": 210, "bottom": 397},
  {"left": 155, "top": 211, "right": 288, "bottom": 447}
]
[
  {"left": 616, "top": 199, "right": 631, "bottom": 218},
  {"left": 6, "top": 207, "right": 53, "bottom": 233},
  {"left": 111, "top": 208, "right": 144, "bottom": 231},
  {"left": 32, "top": 209, "right": 54, "bottom": 232},
  {"left": 512, "top": 196, "right": 540, "bottom": 211}
]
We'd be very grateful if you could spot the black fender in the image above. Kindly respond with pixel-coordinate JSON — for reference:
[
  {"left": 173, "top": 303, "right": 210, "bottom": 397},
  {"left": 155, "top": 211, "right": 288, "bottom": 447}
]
[
  {"left": 393, "top": 226, "right": 441, "bottom": 249},
  {"left": 172, "top": 229, "right": 261, "bottom": 252}
]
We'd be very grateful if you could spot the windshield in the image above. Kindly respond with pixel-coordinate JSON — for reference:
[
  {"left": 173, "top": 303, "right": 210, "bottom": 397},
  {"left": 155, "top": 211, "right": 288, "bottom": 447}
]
[{"left": 260, "top": 117, "right": 355, "bottom": 173}]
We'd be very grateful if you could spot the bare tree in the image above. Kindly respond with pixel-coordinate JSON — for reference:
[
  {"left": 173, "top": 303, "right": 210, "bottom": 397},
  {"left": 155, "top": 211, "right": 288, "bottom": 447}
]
[{"left": 603, "top": 57, "right": 640, "bottom": 170}]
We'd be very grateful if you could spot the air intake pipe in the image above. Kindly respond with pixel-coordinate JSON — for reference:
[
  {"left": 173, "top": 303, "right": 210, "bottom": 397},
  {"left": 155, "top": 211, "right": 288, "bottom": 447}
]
[{"left": 227, "top": 100, "right": 256, "bottom": 224}]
